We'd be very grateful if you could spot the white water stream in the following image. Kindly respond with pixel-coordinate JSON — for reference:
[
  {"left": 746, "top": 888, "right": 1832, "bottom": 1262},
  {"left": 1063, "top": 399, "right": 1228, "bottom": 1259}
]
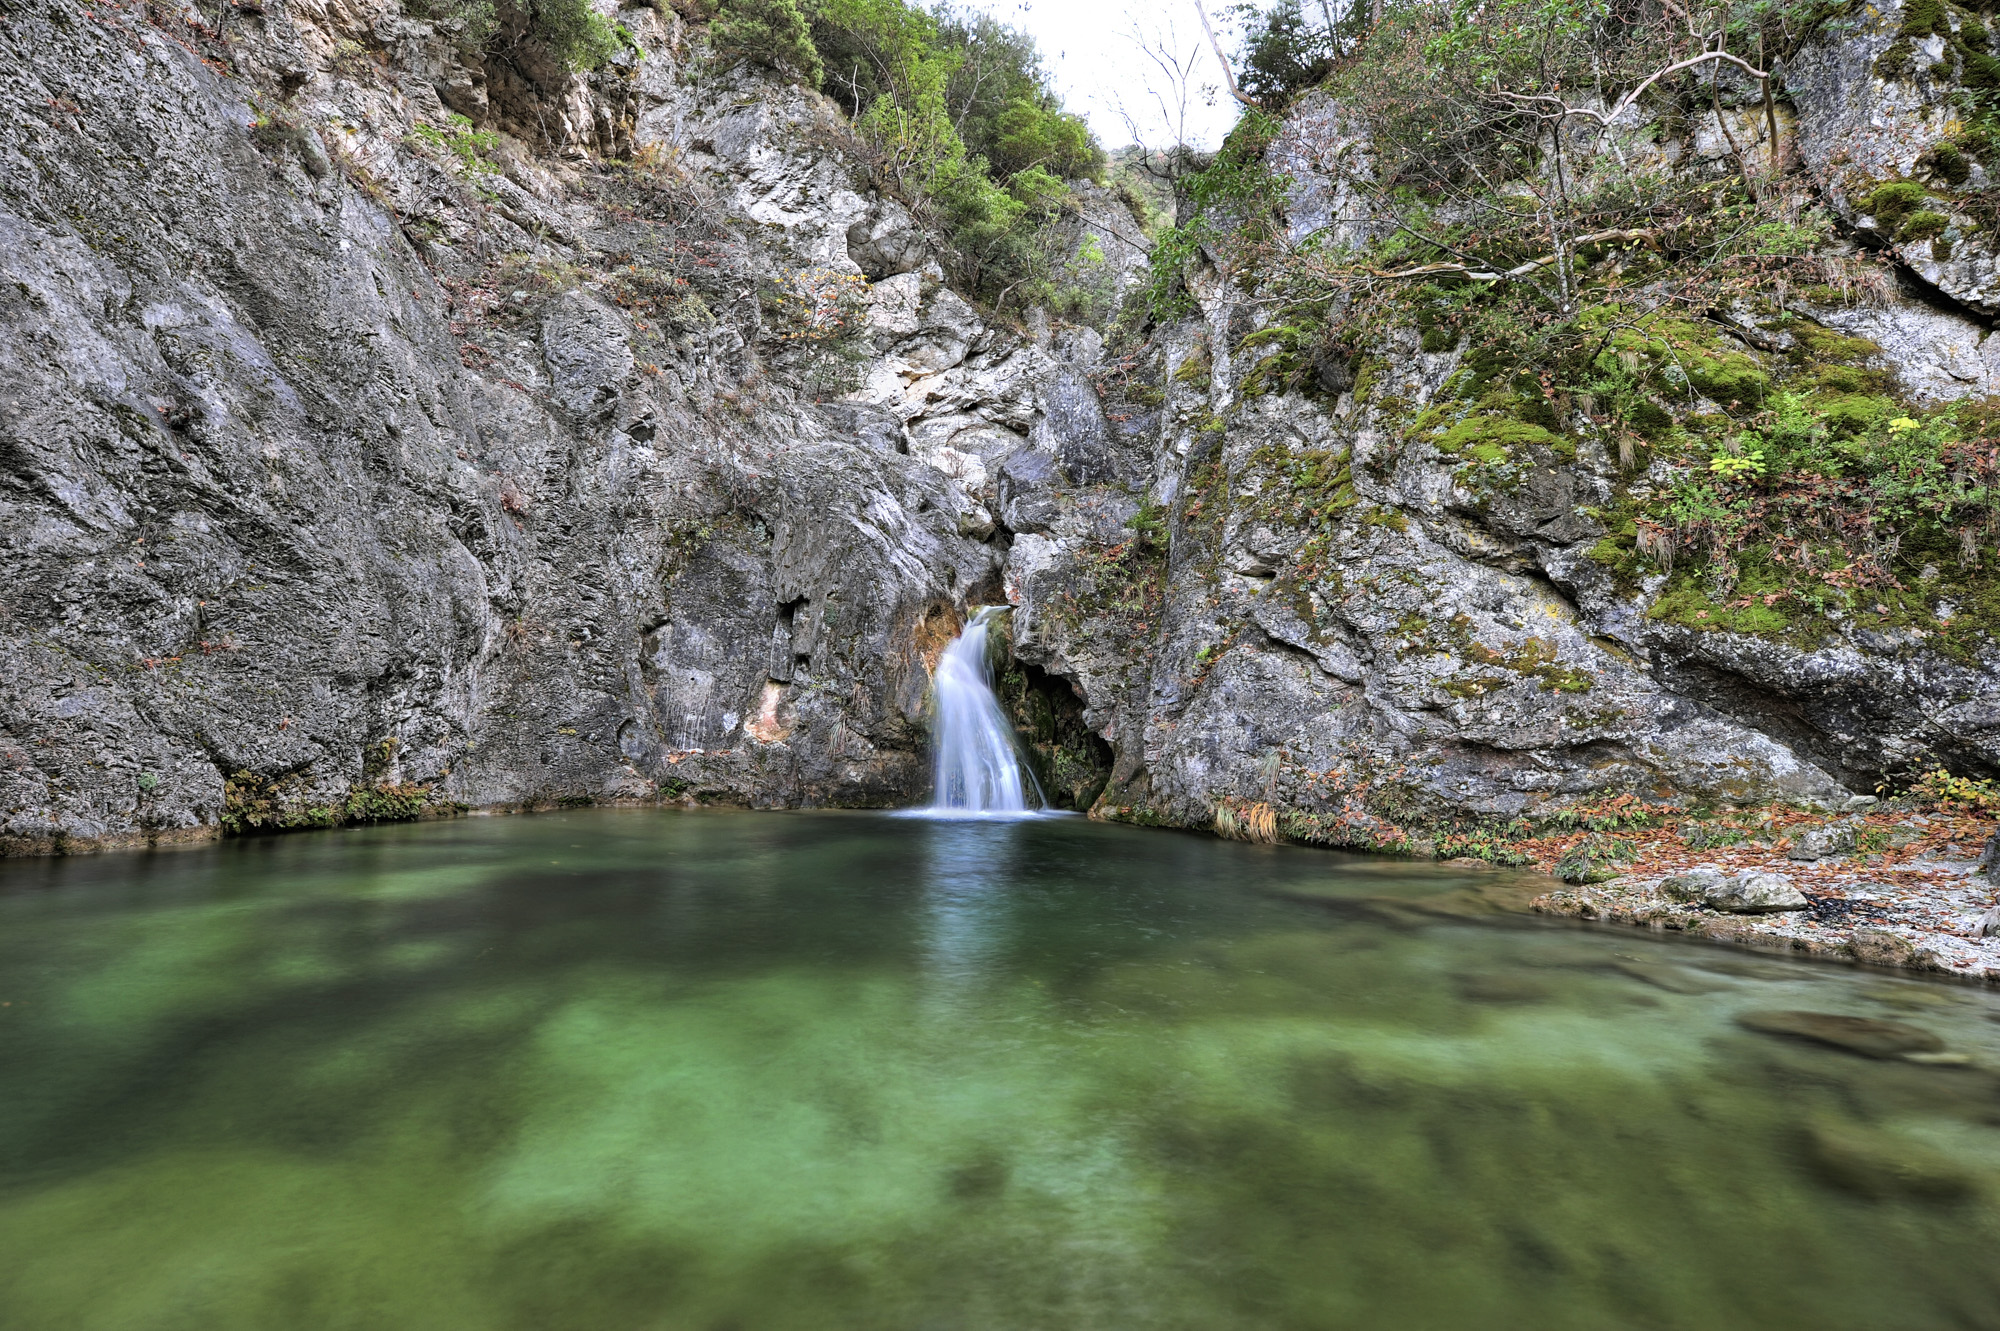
[{"left": 924, "top": 607, "right": 1046, "bottom": 817}]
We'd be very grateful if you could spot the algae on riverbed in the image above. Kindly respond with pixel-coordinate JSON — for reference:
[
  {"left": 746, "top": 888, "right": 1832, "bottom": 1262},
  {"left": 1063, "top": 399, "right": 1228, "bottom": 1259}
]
[{"left": 1, "top": 810, "right": 1999, "bottom": 1329}]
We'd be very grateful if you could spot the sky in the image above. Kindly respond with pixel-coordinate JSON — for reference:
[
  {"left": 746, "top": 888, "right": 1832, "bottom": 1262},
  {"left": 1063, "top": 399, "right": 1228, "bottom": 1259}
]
[{"left": 947, "top": 0, "right": 1262, "bottom": 151}]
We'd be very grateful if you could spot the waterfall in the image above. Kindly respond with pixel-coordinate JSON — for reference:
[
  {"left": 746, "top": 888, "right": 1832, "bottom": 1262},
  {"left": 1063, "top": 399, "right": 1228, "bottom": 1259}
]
[{"left": 925, "top": 607, "right": 1045, "bottom": 816}]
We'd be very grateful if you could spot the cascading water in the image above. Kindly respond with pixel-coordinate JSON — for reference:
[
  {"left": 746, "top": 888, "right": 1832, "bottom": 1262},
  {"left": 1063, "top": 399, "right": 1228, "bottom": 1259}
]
[{"left": 925, "top": 607, "right": 1046, "bottom": 816}]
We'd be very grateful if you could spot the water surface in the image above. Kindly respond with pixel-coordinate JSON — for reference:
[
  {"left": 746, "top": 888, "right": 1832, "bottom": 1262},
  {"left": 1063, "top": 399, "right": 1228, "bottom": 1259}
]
[{"left": 2, "top": 810, "right": 1998, "bottom": 1329}]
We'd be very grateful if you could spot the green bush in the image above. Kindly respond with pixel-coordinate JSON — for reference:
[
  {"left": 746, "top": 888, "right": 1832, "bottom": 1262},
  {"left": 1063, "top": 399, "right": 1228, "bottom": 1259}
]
[
  {"left": 407, "top": 0, "right": 498, "bottom": 47},
  {"left": 990, "top": 97, "right": 1098, "bottom": 178},
  {"left": 714, "top": 0, "right": 821, "bottom": 81},
  {"left": 794, "top": 0, "right": 1103, "bottom": 303},
  {"left": 414, "top": 0, "right": 620, "bottom": 71},
  {"left": 526, "top": 0, "right": 622, "bottom": 70}
]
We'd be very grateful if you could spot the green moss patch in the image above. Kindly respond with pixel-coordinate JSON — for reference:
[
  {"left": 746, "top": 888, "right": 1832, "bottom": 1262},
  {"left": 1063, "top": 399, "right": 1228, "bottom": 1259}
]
[
  {"left": 1897, "top": 209, "right": 1950, "bottom": 242},
  {"left": 222, "top": 771, "right": 440, "bottom": 835}
]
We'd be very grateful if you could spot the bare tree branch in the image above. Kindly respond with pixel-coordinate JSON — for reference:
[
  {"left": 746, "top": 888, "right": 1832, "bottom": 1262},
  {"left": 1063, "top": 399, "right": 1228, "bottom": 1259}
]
[
  {"left": 1369, "top": 228, "right": 1659, "bottom": 282},
  {"left": 1494, "top": 49, "right": 1772, "bottom": 128}
]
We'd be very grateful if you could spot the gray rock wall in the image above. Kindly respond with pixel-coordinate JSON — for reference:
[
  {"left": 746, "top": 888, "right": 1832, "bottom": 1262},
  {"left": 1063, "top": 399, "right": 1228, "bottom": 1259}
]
[{"left": 0, "top": 0, "right": 1019, "bottom": 851}]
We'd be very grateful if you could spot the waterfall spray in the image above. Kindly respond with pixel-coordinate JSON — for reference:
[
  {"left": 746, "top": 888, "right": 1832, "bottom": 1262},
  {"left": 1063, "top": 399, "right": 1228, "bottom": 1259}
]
[{"left": 925, "top": 607, "right": 1045, "bottom": 816}]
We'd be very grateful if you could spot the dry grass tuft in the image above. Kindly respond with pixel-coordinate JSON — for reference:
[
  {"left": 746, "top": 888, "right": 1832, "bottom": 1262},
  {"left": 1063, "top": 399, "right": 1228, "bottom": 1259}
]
[{"left": 1214, "top": 797, "right": 1280, "bottom": 844}]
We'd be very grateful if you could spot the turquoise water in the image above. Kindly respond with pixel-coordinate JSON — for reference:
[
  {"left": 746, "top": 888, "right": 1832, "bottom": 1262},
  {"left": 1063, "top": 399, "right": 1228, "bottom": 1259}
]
[{"left": 2, "top": 810, "right": 1999, "bottom": 1330}]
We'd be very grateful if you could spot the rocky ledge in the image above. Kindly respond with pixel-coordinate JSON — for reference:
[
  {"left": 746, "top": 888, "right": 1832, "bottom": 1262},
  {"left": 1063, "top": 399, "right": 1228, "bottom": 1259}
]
[{"left": 1531, "top": 811, "right": 2000, "bottom": 982}]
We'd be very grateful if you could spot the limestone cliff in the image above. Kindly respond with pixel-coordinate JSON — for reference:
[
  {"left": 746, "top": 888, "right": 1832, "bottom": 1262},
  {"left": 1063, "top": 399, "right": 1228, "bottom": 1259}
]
[
  {"left": 0, "top": 0, "right": 1052, "bottom": 850},
  {"left": 1003, "top": 2, "right": 2000, "bottom": 848}
]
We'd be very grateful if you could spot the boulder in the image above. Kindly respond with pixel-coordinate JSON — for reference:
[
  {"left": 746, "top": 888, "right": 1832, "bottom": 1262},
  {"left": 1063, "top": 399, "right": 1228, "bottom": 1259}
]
[
  {"left": 1661, "top": 867, "right": 1730, "bottom": 902},
  {"left": 1787, "top": 821, "right": 1858, "bottom": 862},
  {"left": 1974, "top": 903, "right": 2000, "bottom": 939},
  {"left": 1850, "top": 926, "right": 1921, "bottom": 968},
  {"left": 1707, "top": 871, "right": 1809, "bottom": 913}
]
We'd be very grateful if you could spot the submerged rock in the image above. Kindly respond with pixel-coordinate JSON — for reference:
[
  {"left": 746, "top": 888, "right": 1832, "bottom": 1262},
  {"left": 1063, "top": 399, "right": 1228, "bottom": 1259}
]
[
  {"left": 1737, "top": 1010, "right": 1945, "bottom": 1059},
  {"left": 1610, "top": 960, "right": 1729, "bottom": 994},
  {"left": 1804, "top": 1120, "right": 1978, "bottom": 1202},
  {"left": 1849, "top": 927, "right": 1921, "bottom": 968}
]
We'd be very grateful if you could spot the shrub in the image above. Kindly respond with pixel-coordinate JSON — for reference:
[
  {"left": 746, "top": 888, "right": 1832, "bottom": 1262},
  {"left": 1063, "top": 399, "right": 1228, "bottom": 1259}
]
[
  {"left": 712, "top": 0, "right": 821, "bottom": 82},
  {"left": 989, "top": 97, "right": 1099, "bottom": 179},
  {"left": 408, "top": 0, "right": 498, "bottom": 47},
  {"left": 416, "top": 0, "right": 620, "bottom": 71},
  {"left": 1553, "top": 834, "right": 1637, "bottom": 884},
  {"left": 524, "top": 0, "right": 622, "bottom": 71},
  {"left": 805, "top": 0, "right": 1103, "bottom": 302},
  {"left": 769, "top": 265, "right": 872, "bottom": 396},
  {"left": 1905, "top": 767, "right": 2000, "bottom": 811}
]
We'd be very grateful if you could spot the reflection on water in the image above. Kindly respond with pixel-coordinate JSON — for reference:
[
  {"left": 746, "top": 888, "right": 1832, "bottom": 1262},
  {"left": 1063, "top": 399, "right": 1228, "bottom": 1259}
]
[
  {"left": 0, "top": 809, "right": 1997, "bottom": 1330},
  {"left": 919, "top": 821, "right": 1019, "bottom": 1009}
]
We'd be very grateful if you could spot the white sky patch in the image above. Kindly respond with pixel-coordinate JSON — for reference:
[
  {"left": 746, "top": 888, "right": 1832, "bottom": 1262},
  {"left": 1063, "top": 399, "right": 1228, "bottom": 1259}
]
[{"left": 946, "top": 0, "right": 1271, "bottom": 151}]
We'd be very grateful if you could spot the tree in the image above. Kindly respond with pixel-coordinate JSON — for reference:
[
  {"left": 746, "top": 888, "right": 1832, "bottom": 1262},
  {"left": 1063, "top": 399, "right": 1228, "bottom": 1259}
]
[
  {"left": 1231, "top": 0, "right": 1341, "bottom": 105},
  {"left": 1281, "top": 0, "right": 1791, "bottom": 317},
  {"left": 1113, "top": 16, "right": 1216, "bottom": 188},
  {"left": 1193, "top": 0, "right": 1257, "bottom": 108}
]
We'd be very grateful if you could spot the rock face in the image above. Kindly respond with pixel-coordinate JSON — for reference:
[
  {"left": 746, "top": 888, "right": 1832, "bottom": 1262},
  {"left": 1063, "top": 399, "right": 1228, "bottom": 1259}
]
[
  {"left": 994, "top": 57, "right": 2000, "bottom": 846},
  {"left": 1, "top": 0, "right": 1997, "bottom": 856},
  {"left": 1789, "top": 0, "right": 2000, "bottom": 316},
  {"left": 0, "top": 0, "right": 1030, "bottom": 851}
]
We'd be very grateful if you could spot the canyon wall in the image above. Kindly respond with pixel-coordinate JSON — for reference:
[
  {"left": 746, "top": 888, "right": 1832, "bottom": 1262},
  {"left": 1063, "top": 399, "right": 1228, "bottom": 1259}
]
[{"left": 1, "top": 0, "right": 1994, "bottom": 854}]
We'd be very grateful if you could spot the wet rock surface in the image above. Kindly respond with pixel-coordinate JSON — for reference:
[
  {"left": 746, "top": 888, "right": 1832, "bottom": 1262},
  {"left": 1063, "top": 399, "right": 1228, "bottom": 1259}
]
[{"left": 1737, "top": 1009, "right": 1947, "bottom": 1058}]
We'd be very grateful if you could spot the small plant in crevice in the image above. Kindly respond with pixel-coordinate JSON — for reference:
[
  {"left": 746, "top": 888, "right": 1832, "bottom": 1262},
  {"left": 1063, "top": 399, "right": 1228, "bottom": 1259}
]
[
  {"left": 407, "top": 112, "right": 503, "bottom": 200},
  {"left": 1678, "top": 820, "right": 1749, "bottom": 850},
  {"left": 1902, "top": 766, "right": 2000, "bottom": 813},
  {"left": 767, "top": 265, "right": 872, "bottom": 398},
  {"left": 1553, "top": 834, "right": 1638, "bottom": 885}
]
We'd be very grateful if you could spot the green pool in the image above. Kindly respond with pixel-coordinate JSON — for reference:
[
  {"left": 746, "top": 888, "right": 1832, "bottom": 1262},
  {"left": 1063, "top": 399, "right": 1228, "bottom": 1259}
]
[{"left": 1, "top": 810, "right": 1997, "bottom": 1329}]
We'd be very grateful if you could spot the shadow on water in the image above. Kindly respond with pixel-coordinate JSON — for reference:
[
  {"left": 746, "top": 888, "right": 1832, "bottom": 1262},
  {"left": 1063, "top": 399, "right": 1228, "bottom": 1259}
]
[{"left": 0, "top": 808, "right": 1998, "bottom": 1330}]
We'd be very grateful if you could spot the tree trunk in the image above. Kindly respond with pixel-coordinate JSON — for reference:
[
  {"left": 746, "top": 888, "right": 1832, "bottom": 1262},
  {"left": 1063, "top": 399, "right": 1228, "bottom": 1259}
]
[{"left": 1193, "top": 0, "right": 1257, "bottom": 108}]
